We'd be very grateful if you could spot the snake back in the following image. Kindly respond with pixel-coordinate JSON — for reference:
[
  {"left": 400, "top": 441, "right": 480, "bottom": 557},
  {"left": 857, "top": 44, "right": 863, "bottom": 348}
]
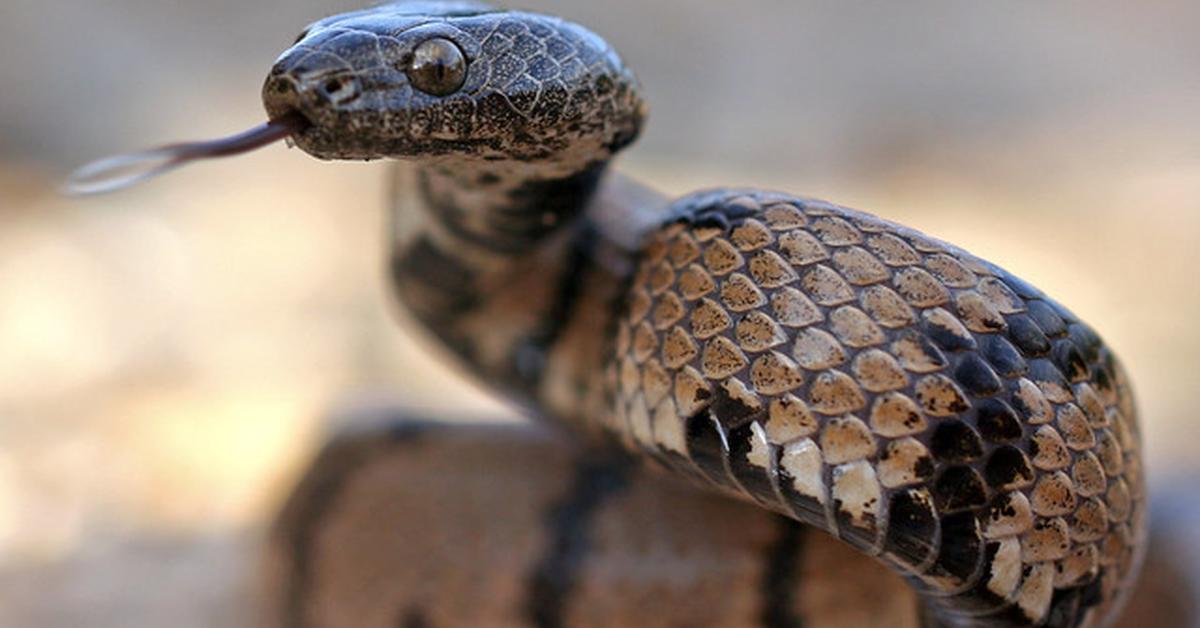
[{"left": 606, "top": 189, "right": 1144, "bottom": 626}]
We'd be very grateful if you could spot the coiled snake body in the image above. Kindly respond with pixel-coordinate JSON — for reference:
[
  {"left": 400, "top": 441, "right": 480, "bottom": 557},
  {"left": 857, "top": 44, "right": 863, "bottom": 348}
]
[{"left": 89, "top": 2, "right": 1151, "bottom": 626}]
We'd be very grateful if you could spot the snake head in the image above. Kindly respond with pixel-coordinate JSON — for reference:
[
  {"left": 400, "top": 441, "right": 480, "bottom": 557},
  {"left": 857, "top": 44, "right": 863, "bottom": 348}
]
[{"left": 262, "top": 1, "right": 646, "bottom": 167}]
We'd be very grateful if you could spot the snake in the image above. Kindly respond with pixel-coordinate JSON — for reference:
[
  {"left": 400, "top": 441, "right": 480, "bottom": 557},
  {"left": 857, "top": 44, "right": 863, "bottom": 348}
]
[{"left": 69, "top": 2, "right": 1147, "bottom": 626}]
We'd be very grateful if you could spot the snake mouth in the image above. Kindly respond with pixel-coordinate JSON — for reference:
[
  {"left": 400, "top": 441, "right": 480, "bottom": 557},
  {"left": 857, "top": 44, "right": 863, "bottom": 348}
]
[{"left": 277, "top": 107, "right": 316, "bottom": 141}]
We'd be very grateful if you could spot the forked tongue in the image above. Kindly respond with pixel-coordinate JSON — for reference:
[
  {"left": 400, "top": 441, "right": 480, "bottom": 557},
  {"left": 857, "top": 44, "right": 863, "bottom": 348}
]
[{"left": 64, "top": 111, "right": 310, "bottom": 196}]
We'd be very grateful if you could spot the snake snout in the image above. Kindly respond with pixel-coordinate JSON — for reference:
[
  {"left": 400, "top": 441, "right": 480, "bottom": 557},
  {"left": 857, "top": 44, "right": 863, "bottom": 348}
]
[
  {"left": 262, "top": 49, "right": 364, "bottom": 125},
  {"left": 262, "top": 74, "right": 311, "bottom": 127}
]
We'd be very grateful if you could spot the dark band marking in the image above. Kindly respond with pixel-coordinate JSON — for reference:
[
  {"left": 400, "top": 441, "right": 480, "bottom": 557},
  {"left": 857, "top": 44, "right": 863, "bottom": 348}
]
[
  {"left": 419, "top": 163, "right": 607, "bottom": 255},
  {"left": 727, "top": 421, "right": 783, "bottom": 507},
  {"left": 277, "top": 420, "right": 432, "bottom": 627},
  {"left": 684, "top": 409, "right": 740, "bottom": 490},
  {"left": 512, "top": 219, "right": 601, "bottom": 389},
  {"left": 760, "top": 517, "right": 807, "bottom": 628},
  {"left": 391, "top": 235, "right": 481, "bottom": 318},
  {"left": 524, "top": 452, "right": 632, "bottom": 628},
  {"left": 390, "top": 235, "right": 484, "bottom": 363}
]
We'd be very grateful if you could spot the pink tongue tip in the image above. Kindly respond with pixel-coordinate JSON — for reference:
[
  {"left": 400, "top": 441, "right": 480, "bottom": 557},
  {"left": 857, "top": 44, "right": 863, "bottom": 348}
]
[{"left": 63, "top": 112, "right": 309, "bottom": 196}]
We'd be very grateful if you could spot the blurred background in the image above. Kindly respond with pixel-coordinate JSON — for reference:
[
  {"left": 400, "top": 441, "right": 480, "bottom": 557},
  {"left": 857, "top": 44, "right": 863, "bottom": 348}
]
[{"left": 1, "top": 1, "right": 1198, "bottom": 625}]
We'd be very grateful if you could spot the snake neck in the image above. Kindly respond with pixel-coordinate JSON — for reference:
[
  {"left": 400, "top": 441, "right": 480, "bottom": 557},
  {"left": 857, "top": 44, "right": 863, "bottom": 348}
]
[
  {"left": 415, "top": 159, "right": 610, "bottom": 255},
  {"left": 388, "top": 157, "right": 666, "bottom": 427}
]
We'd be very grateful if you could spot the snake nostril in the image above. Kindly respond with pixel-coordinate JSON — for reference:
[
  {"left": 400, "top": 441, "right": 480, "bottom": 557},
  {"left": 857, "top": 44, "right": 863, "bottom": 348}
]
[
  {"left": 316, "top": 76, "right": 360, "bottom": 105},
  {"left": 322, "top": 78, "right": 344, "bottom": 94}
]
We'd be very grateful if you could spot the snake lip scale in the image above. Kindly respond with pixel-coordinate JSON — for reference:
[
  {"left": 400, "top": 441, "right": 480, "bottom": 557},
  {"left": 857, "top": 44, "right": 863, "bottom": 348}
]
[{"left": 72, "top": 1, "right": 1148, "bottom": 626}]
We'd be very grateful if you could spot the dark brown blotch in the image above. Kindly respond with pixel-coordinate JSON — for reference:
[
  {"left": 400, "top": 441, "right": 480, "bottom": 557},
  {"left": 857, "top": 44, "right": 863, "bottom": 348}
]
[
  {"left": 726, "top": 422, "right": 780, "bottom": 506},
  {"left": 927, "top": 512, "right": 983, "bottom": 582},
  {"left": 976, "top": 398, "right": 1024, "bottom": 443},
  {"left": 934, "top": 466, "right": 988, "bottom": 512},
  {"left": 1029, "top": 359, "right": 1072, "bottom": 400},
  {"left": 1006, "top": 314, "right": 1051, "bottom": 357},
  {"left": 924, "top": 311, "right": 978, "bottom": 352},
  {"left": 884, "top": 488, "right": 940, "bottom": 568},
  {"left": 954, "top": 353, "right": 1004, "bottom": 397},
  {"left": 1068, "top": 323, "right": 1104, "bottom": 363},
  {"left": 931, "top": 421, "right": 985, "bottom": 463},
  {"left": 684, "top": 411, "right": 738, "bottom": 489},
  {"left": 1027, "top": 300, "right": 1068, "bottom": 338},
  {"left": 984, "top": 445, "right": 1034, "bottom": 490},
  {"left": 1053, "top": 339, "right": 1092, "bottom": 383},
  {"left": 980, "top": 334, "right": 1028, "bottom": 378}
]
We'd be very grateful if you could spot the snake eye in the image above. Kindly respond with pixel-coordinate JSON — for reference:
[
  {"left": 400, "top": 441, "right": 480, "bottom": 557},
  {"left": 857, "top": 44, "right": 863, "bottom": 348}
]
[{"left": 407, "top": 38, "right": 467, "bottom": 96}]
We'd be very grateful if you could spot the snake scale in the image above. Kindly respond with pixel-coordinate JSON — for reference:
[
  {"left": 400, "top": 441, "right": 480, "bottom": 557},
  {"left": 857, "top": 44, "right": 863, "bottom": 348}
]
[{"left": 73, "top": 1, "right": 1148, "bottom": 626}]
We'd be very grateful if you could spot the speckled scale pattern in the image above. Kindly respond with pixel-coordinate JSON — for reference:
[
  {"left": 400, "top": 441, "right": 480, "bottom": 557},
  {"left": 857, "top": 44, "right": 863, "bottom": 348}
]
[
  {"left": 607, "top": 190, "right": 1144, "bottom": 626},
  {"left": 268, "top": 2, "right": 644, "bottom": 167}
]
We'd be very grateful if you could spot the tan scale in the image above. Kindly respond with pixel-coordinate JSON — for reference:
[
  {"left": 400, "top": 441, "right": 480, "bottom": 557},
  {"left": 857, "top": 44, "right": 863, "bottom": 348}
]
[
  {"left": 720, "top": 272, "right": 769, "bottom": 311},
  {"left": 770, "top": 286, "right": 824, "bottom": 327},
  {"left": 876, "top": 437, "right": 933, "bottom": 489},
  {"left": 831, "top": 460, "right": 883, "bottom": 529},
  {"left": 701, "top": 336, "right": 751, "bottom": 380},
  {"left": 748, "top": 249, "right": 800, "bottom": 288},
  {"left": 985, "top": 491, "right": 1035, "bottom": 539},
  {"left": 765, "top": 395, "right": 819, "bottom": 443},
  {"left": 888, "top": 333, "right": 948, "bottom": 374},
  {"left": 729, "top": 218, "right": 775, "bottom": 251},
  {"left": 830, "top": 246, "right": 890, "bottom": 286},
  {"left": 650, "top": 292, "right": 686, "bottom": 330},
  {"left": 956, "top": 290, "right": 1009, "bottom": 333},
  {"left": 828, "top": 305, "right": 886, "bottom": 347},
  {"left": 864, "top": 232, "right": 922, "bottom": 267},
  {"left": 858, "top": 284, "right": 917, "bottom": 328},
  {"left": 777, "top": 229, "right": 831, "bottom": 265},
  {"left": 1074, "top": 383, "right": 1107, "bottom": 427},
  {"left": 892, "top": 266, "right": 951, "bottom": 307},
  {"left": 1072, "top": 452, "right": 1108, "bottom": 498},
  {"left": 809, "top": 216, "right": 862, "bottom": 245},
  {"left": 818, "top": 415, "right": 877, "bottom": 465},
  {"left": 925, "top": 253, "right": 979, "bottom": 288},
  {"left": 1031, "top": 471, "right": 1079, "bottom": 518},
  {"left": 791, "top": 328, "right": 848, "bottom": 370},
  {"left": 735, "top": 311, "right": 789, "bottom": 353},
  {"left": 761, "top": 203, "right": 809, "bottom": 230},
  {"left": 1058, "top": 403, "right": 1098, "bottom": 450},
  {"left": 850, "top": 349, "right": 910, "bottom": 393},
  {"left": 749, "top": 352, "right": 805, "bottom": 395},
  {"left": 807, "top": 371, "right": 867, "bottom": 416},
  {"left": 677, "top": 264, "right": 717, "bottom": 300},
  {"left": 780, "top": 439, "right": 827, "bottom": 506},
  {"left": 690, "top": 297, "right": 734, "bottom": 339},
  {"left": 702, "top": 237, "right": 746, "bottom": 275},
  {"left": 1071, "top": 498, "right": 1112, "bottom": 543},
  {"left": 1030, "top": 425, "right": 1073, "bottom": 471},
  {"left": 912, "top": 373, "right": 970, "bottom": 416},
  {"left": 800, "top": 264, "right": 856, "bottom": 306},
  {"left": 1015, "top": 377, "right": 1055, "bottom": 424},
  {"left": 868, "top": 392, "right": 927, "bottom": 437},
  {"left": 987, "top": 536, "right": 1025, "bottom": 599}
]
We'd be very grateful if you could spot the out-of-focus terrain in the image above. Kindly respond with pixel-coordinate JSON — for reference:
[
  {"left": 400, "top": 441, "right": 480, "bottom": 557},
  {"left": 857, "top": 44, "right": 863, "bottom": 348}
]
[{"left": 1, "top": 1, "right": 1198, "bottom": 625}]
